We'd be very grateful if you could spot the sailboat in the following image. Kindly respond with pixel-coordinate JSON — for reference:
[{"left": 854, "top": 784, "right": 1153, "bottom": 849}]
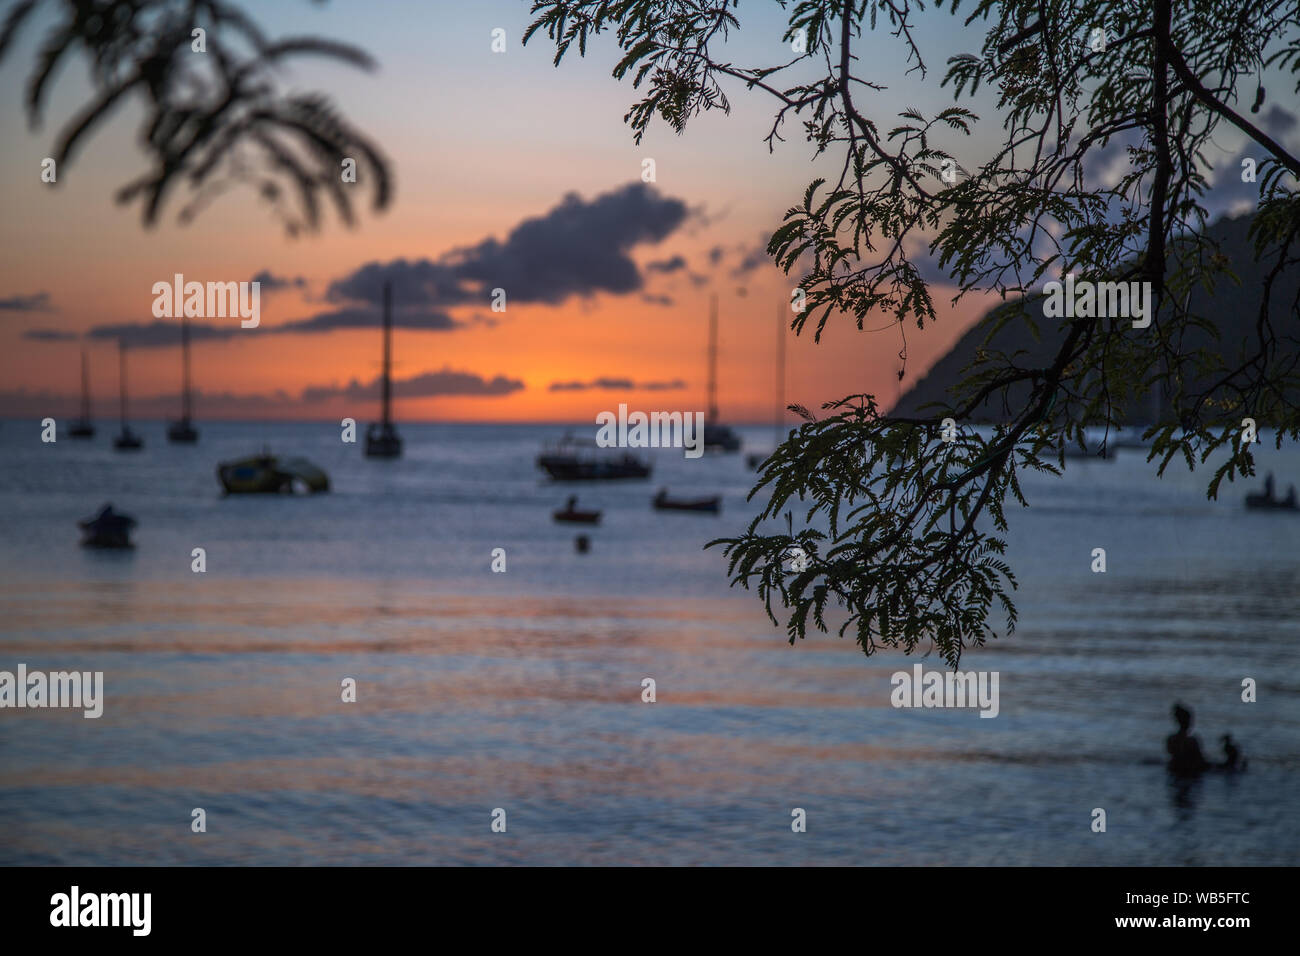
[
  {"left": 702, "top": 294, "right": 742, "bottom": 453},
  {"left": 365, "top": 281, "right": 402, "bottom": 458},
  {"left": 113, "top": 340, "right": 143, "bottom": 450},
  {"left": 747, "top": 303, "right": 786, "bottom": 469},
  {"left": 68, "top": 347, "right": 95, "bottom": 438},
  {"left": 167, "top": 315, "right": 198, "bottom": 443}
]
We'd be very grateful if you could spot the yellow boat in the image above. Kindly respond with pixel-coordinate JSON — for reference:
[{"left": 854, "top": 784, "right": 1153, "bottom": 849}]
[{"left": 217, "top": 452, "right": 330, "bottom": 494}]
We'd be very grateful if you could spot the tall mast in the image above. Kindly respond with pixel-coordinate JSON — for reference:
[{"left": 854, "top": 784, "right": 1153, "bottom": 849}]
[
  {"left": 118, "top": 341, "right": 127, "bottom": 428},
  {"left": 381, "top": 281, "right": 393, "bottom": 427},
  {"left": 181, "top": 315, "right": 192, "bottom": 421},
  {"left": 80, "top": 347, "right": 91, "bottom": 422},
  {"left": 707, "top": 293, "right": 718, "bottom": 424},
  {"left": 774, "top": 302, "right": 785, "bottom": 448}
]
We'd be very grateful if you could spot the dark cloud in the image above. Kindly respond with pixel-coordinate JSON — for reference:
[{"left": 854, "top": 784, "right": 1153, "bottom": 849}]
[
  {"left": 708, "top": 246, "right": 725, "bottom": 266},
  {"left": 548, "top": 377, "right": 686, "bottom": 392},
  {"left": 641, "top": 294, "right": 675, "bottom": 307},
  {"left": 0, "top": 370, "right": 522, "bottom": 417},
  {"left": 276, "top": 307, "right": 458, "bottom": 334},
  {"left": 80, "top": 184, "right": 690, "bottom": 349},
  {"left": 904, "top": 238, "right": 955, "bottom": 286},
  {"left": 732, "top": 237, "right": 772, "bottom": 276},
  {"left": 301, "top": 369, "right": 524, "bottom": 403},
  {"left": 1258, "top": 103, "right": 1298, "bottom": 139},
  {"left": 1209, "top": 105, "right": 1299, "bottom": 214},
  {"left": 23, "top": 328, "right": 77, "bottom": 341},
  {"left": 251, "top": 270, "right": 307, "bottom": 291},
  {"left": 326, "top": 183, "right": 690, "bottom": 309},
  {"left": 1075, "top": 108, "right": 1299, "bottom": 225},
  {"left": 1077, "top": 126, "right": 1140, "bottom": 189},
  {"left": 646, "top": 255, "right": 687, "bottom": 274},
  {"left": 0, "top": 386, "right": 295, "bottom": 419},
  {"left": 0, "top": 292, "right": 54, "bottom": 312},
  {"left": 85, "top": 321, "right": 239, "bottom": 348},
  {"left": 85, "top": 308, "right": 458, "bottom": 347}
]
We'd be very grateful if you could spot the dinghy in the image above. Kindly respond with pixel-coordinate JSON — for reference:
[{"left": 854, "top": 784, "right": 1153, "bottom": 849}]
[
  {"left": 652, "top": 489, "right": 721, "bottom": 514},
  {"left": 553, "top": 496, "right": 602, "bottom": 524},
  {"left": 78, "top": 503, "right": 136, "bottom": 548}
]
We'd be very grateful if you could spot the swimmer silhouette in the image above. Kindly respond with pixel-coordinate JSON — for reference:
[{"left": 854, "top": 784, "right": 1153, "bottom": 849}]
[
  {"left": 1166, "top": 702, "right": 1210, "bottom": 776},
  {"left": 1220, "top": 733, "right": 1248, "bottom": 771}
]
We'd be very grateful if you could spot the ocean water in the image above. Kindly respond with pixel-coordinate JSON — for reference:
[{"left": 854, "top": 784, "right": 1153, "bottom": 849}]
[{"left": 0, "top": 419, "right": 1297, "bottom": 865}]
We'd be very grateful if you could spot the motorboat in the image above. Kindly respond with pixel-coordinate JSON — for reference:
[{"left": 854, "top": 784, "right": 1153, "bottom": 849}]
[
  {"left": 1245, "top": 474, "right": 1297, "bottom": 511},
  {"left": 217, "top": 452, "right": 330, "bottom": 494},
  {"left": 537, "top": 436, "right": 651, "bottom": 481}
]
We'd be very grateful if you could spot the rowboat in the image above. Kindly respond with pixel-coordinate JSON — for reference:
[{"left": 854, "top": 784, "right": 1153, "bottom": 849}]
[
  {"left": 553, "top": 496, "right": 602, "bottom": 524},
  {"left": 652, "top": 489, "right": 720, "bottom": 514}
]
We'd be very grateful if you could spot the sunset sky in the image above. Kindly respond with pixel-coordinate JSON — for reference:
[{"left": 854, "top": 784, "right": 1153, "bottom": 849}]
[{"left": 0, "top": 0, "right": 1275, "bottom": 423}]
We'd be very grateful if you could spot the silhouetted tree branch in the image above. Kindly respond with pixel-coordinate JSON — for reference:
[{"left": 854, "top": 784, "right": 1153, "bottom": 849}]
[
  {"left": 1, "top": 0, "right": 391, "bottom": 234},
  {"left": 526, "top": 0, "right": 1300, "bottom": 666}
]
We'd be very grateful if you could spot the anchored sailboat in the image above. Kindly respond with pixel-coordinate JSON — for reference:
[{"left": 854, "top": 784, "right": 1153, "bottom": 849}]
[
  {"left": 365, "top": 281, "right": 402, "bottom": 458},
  {"left": 747, "top": 302, "right": 787, "bottom": 469},
  {"left": 68, "top": 347, "right": 95, "bottom": 439},
  {"left": 167, "top": 315, "right": 198, "bottom": 443},
  {"left": 113, "top": 341, "right": 142, "bottom": 451},
  {"left": 702, "top": 294, "right": 741, "bottom": 453}
]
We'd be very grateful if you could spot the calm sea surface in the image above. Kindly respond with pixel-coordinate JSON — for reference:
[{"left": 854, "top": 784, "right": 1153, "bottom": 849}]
[{"left": 1, "top": 419, "right": 1297, "bottom": 865}]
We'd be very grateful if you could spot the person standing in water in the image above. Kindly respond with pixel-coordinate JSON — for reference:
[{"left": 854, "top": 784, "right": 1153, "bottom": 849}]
[
  {"left": 1220, "top": 734, "right": 1247, "bottom": 771},
  {"left": 1166, "top": 702, "right": 1211, "bottom": 775}
]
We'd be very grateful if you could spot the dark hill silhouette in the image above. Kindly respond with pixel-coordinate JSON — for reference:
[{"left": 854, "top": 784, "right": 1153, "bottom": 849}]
[{"left": 891, "top": 214, "right": 1298, "bottom": 423}]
